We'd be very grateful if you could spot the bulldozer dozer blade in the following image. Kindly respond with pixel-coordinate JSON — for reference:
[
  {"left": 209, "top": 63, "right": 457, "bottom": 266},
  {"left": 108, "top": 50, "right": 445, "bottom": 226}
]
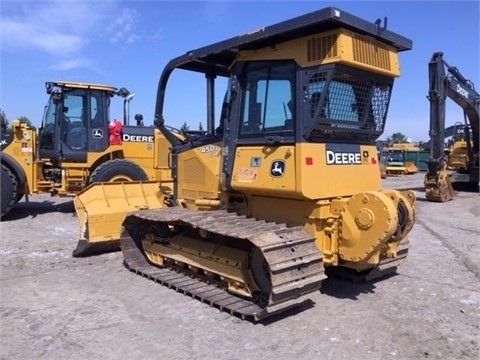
[
  {"left": 73, "top": 238, "right": 123, "bottom": 257},
  {"left": 73, "top": 181, "right": 165, "bottom": 257}
]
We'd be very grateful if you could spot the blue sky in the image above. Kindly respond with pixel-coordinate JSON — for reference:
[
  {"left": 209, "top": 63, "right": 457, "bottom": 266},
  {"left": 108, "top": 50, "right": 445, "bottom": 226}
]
[{"left": 1, "top": 0, "right": 478, "bottom": 142}]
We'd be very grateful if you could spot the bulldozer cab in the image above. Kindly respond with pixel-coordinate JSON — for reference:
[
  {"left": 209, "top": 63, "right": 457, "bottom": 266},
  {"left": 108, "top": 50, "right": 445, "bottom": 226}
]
[
  {"left": 153, "top": 7, "right": 411, "bottom": 203},
  {"left": 38, "top": 81, "right": 118, "bottom": 162}
]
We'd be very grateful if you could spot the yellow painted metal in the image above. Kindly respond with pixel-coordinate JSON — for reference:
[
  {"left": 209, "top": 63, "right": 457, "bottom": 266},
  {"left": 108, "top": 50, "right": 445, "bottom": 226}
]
[
  {"left": 384, "top": 147, "right": 419, "bottom": 176},
  {"left": 224, "top": 139, "right": 416, "bottom": 272},
  {"left": 83, "top": 128, "right": 173, "bottom": 182},
  {"left": 74, "top": 181, "right": 165, "bottom": 254},
  {"left": 383, "top": 189, "right": 416, "bottom": 240},
  {"left": 390, "top": 143, "right": 421, "bottom": 151},
  {"left": 231, "top": 186, "right": 415, "bottom": 272},
  {"left": 296, "top": 143, "right": 382, "bottom": 199},
  {"left": 237, "top": 28, "right": 401, "bottom": 77},
  {"left": 143, "top": 234, "right": 259, "bottom": 298},
  {"left": 231, "top": 145, "right": 297, "bottom": 198},
  {"left": 338, "top": 192, "right": 397, "bottom": 266},
  {"left": 424, "top": 163, "right": 457, "bottom": 202},
  {"left": 194, "top": 199, "right": 222, "bottom": 207},
  {"left": 404, "top": 162, "right": 419, "bottom": 174},
  {"left": 176, "top": 143, "right": 222, "bottom": 201},
  {"left": 4, "top": 121, "right": 175, "bottom": 197},
  {"left": 448, "top": 139, "right": 471, "bottom": 170},
  {"left": 52, "top": 81, "right": 117, "bottom": 93},
  {"left": 231, "top": 143, "right": 382, "bottom": 200},
  {"left": 386, "top": 162, "right": 418, "bottom": 176},
  {"left": 2, "top": 121, "right": 39, "bottom": 194}
]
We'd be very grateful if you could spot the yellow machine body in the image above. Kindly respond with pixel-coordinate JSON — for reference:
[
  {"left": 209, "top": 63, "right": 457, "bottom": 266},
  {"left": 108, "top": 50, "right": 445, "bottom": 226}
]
[
  {"left": 448, "top": 139, "right": 472, "bottom": 170},
  {"left": 170, "top": 141, "right": 415, "bottom": 271},
  {"left": 2, "top": 121, "right": 172, "bottom": 196},
  {"left": 1, "top": 82, "right": 184, "bottom": 220},
  {"left": 71, "top": 7, "right": 416, "bottom": 320}
]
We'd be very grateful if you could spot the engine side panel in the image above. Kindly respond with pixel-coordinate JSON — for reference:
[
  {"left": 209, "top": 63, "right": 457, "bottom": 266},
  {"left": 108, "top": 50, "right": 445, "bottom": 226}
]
[{"left": 230, "top": 143, "right": 382, "bottom": 200}]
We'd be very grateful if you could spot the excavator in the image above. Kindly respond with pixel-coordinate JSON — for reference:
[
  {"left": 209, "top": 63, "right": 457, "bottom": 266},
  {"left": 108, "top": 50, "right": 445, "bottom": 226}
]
[
  {"left": 424, "top": 52, "right": 479, "bottom": 202},
  {"left": 1, "top": 81, "right": 180, "bottom": 221},
  {"left": 74, "top": 7, "right": 416, "bottom": 321}
]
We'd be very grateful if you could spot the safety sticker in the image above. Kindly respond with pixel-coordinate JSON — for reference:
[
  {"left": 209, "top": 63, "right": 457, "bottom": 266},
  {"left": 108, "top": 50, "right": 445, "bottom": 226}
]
[{"left": 237, "top": 168, "right": 258, "bottom": 182}]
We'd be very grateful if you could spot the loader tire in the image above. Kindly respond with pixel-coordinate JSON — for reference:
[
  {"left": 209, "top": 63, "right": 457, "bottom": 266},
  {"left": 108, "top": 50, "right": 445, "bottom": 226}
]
[
  {"left": 1, "top": 164, "right": 18, "bottom": 218},
  {"left": 88, "top": 159, "right": 148, "bottom": 184}
]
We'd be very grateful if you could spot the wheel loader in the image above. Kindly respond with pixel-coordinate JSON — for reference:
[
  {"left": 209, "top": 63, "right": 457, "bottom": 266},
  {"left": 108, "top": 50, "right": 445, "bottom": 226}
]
[
  {"left": 1, "top": 82, "right": 183, "bottom": 230},
  {"left": 74, "top": 7, "right": 416, "bottom": 321}
]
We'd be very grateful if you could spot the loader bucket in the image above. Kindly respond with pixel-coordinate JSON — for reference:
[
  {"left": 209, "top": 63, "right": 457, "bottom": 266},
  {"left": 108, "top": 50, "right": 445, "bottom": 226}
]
[
  {"left": 386, "top": 165, "right": 407, "bottom": 177},
  {"left": 405, "top": 162, "right": 418, "bottom": 174},
  {"left": 73, "top": 181, "right": 165, "bottom": 257}
]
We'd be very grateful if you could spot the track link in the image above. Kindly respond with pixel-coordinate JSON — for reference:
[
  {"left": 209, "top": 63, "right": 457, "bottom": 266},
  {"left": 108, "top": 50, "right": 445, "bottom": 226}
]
[{"left": 121, "top": 207, "right": 326, "bottom": 321}]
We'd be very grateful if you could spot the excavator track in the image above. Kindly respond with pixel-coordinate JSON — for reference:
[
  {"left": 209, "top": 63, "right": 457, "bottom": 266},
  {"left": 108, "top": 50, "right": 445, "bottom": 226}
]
[{"left": 120, "top": 207, "right": 326, "bottom": 321}]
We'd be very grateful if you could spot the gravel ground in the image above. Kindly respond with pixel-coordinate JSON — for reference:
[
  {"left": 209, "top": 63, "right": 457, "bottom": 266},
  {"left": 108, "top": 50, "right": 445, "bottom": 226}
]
[{"left": 1, "top": 173, "right": 479, "bottom": 360}]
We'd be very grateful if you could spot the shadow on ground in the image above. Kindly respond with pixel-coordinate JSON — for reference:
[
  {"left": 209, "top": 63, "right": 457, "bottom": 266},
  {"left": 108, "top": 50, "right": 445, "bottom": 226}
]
[{"left": 2, "top": 198, "right": 75, "bottom": 221}]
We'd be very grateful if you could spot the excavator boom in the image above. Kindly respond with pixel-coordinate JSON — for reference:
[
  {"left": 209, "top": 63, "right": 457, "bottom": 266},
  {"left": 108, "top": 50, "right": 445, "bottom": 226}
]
[{"left": 425, "top": 52, "right": 480, "bottom": 201}]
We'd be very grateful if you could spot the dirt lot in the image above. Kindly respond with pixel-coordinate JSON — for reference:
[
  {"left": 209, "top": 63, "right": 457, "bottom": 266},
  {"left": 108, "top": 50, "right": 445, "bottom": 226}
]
[{"left": 1, "top": 173, "right": 479, "bottom": 360}]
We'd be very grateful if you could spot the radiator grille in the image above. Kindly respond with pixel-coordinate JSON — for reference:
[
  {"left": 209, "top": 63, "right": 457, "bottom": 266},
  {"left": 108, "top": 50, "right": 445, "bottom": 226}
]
[
  {"left": 352, "top": 35, "right": 392, "bottom": 71},
  {"left": 184, "top": 158, "right": 204, "bottom": 185},
  {"left": 306, "top": 34, "right": 338, "bottom": 62}
]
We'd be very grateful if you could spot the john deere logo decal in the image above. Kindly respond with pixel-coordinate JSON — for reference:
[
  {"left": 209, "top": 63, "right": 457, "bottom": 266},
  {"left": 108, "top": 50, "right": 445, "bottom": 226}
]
[
  {"left": 270, "top": 160, "right": 285, "bottom": 178},
  {"left": 92, "top": 129, "right": 103, "bottom": 138}
]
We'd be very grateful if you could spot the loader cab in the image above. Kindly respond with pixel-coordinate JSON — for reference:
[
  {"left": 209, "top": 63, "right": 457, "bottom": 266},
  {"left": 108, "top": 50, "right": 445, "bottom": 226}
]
[{"left": 38, "top": 82, "right": 114, "bottom": 162}]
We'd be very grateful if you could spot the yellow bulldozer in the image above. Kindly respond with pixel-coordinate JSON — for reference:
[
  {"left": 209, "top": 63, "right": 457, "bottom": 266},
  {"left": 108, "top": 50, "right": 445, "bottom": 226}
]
[
  {"left": 74, "top": 7, "right": 416, "bottom": 321},
  {"left": 1, "top": 81, "right": 184, "bottom": 224}
]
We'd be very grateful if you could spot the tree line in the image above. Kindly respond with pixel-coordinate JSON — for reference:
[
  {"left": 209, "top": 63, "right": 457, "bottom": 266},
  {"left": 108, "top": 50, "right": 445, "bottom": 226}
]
[{"left": 1, "top": 108, "right": 36, "bottom": 133}]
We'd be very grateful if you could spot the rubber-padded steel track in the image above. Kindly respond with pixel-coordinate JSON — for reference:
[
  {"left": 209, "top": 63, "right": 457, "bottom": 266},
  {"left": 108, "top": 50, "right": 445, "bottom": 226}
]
[{"left": 121, "top": 207, "right": 326, "bottom": 321}]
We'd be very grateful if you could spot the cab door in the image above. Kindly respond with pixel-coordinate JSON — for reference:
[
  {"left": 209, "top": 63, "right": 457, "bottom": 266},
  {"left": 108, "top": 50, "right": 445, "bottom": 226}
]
[{"left": 223, "top": 61, "right": 297, "bottom": 197}]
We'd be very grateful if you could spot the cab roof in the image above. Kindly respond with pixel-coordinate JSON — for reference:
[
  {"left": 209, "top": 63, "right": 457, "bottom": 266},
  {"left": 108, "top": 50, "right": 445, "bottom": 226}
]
[
  {"left": 165, "top": 6, "right": 413, "bottom": 77},
  {"left": 47, "top": 81, "right": 117, "bottom": 93}
]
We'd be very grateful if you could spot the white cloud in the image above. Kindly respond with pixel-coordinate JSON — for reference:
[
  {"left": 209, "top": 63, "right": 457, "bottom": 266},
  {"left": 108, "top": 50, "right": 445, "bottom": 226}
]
[
  {"left": 149, "top": 29, "right": 164, "bottom": 41},
  {"left": 0, "top": 17, "right": 85, "bottom": 57},
  {"left": 107, "top": 7, "right": 140, "bottom": 44},
  {"left": 0, "top": 0, "right": 140, "bottom": 71},
  {"left": 50, "top": 58, "right": 93, "bottom": 71}
]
